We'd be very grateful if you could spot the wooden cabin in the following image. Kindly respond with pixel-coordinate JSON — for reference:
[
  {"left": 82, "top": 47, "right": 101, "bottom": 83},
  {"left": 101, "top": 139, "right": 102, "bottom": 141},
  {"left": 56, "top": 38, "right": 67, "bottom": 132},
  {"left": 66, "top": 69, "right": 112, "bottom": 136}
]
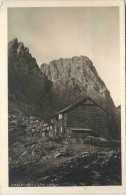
[{"left": 51, "top": 96, "right": 109, "bottom": 138}]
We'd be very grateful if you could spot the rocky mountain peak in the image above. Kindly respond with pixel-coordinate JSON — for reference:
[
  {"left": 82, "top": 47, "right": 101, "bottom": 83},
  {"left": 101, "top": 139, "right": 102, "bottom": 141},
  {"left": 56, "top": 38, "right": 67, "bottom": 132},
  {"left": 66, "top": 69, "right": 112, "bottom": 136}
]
[{"left": 41, "top": 56, "right": 116, "bottom": 113}]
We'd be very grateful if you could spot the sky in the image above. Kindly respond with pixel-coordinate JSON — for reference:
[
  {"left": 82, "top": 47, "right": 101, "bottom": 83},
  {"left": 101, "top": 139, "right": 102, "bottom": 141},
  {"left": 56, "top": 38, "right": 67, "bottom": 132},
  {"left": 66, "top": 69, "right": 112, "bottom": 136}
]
[{"left": 8, "top": 7, "right": 120, "bottom": 106}]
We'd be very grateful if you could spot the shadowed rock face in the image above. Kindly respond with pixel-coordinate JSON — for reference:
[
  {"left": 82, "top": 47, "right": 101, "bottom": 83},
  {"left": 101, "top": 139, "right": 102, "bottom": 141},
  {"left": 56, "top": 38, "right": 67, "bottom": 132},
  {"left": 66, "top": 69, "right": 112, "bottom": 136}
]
[
  {"left": 8, "top": 38, "right": 63, "bottom": 119},
  {"left": 8, "top": 38, "right": 52, "bottom": 101},
  {"left": 41, "top": 56, "right": 116, "bottom": 114}
]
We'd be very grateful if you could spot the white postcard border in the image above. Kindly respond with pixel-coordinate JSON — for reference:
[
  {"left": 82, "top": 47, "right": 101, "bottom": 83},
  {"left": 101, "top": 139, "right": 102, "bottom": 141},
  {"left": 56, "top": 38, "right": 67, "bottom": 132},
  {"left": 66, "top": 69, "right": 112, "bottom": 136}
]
[{"left": 0, "top": 1, "right": 125, "bottom": 194}]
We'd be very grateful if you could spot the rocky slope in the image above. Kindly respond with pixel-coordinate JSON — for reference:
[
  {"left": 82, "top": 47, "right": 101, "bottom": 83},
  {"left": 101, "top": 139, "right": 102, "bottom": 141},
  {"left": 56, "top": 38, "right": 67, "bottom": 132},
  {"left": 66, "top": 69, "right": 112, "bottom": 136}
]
[
  {"left": 9, "top": 103, "right": 121, "bottom": 186},
  {"left": 8, "top": 38, "right": 63, "bottom": 119},
  {"left": 41, "top": 56, "right": 116, "bottom": 114},
  {"left": 9, "top": 113, "right": 121, "bottom": 186}
]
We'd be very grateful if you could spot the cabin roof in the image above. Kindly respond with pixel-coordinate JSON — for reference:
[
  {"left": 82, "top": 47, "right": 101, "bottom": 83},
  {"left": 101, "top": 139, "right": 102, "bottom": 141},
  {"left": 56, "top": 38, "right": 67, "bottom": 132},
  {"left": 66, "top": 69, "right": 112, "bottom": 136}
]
[{"left": 53, "top": 96, "right": 108, "bottom": 118}]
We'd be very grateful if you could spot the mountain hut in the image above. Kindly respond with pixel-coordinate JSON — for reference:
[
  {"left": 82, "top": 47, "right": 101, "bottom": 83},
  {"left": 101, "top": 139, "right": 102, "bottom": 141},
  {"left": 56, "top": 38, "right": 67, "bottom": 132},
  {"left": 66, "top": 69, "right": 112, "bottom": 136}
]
[{"left": 50, "top": 96, "right": 109, "bottom": 138}]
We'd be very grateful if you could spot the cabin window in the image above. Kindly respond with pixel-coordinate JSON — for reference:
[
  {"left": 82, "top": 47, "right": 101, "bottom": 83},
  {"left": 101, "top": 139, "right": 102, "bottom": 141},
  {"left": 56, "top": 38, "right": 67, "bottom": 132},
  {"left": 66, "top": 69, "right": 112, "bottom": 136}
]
[
  {"left": 50, "top": 126, "right": 52, "bottom": 130},
  {"left": 61, "top": 126, "right": 63, "bottom": 133},
  {"left": 58, "top": 114, "right": 63, "bottom": 120}
]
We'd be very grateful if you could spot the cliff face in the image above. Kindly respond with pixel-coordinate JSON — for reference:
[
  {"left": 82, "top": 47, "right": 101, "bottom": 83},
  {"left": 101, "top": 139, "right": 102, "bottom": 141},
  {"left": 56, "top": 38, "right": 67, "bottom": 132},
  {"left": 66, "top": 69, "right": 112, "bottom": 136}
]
[
  {"left": 41, "top": 56, "right": 116, "bottom": 113},
  {"left": 8, "top": 38, "right": 62, "bottom": 119},
  {"left": 8, "top": 38, "right": 52, "bottom": 102}
]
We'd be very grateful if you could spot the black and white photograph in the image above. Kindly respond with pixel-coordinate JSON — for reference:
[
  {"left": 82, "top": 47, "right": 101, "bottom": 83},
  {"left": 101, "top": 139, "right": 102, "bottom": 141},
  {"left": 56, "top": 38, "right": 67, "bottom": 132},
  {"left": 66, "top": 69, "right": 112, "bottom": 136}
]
[{"left": 0, "top": 0, "right": 125, "bottom": 194}]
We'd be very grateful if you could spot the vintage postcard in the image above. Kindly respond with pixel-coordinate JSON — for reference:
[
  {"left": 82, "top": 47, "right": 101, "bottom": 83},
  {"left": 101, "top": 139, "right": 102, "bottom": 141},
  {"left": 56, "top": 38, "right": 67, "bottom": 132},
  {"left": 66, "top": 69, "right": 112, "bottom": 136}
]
[{"left": 0, "top": 0, "right": 125, "bottom": 194}]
